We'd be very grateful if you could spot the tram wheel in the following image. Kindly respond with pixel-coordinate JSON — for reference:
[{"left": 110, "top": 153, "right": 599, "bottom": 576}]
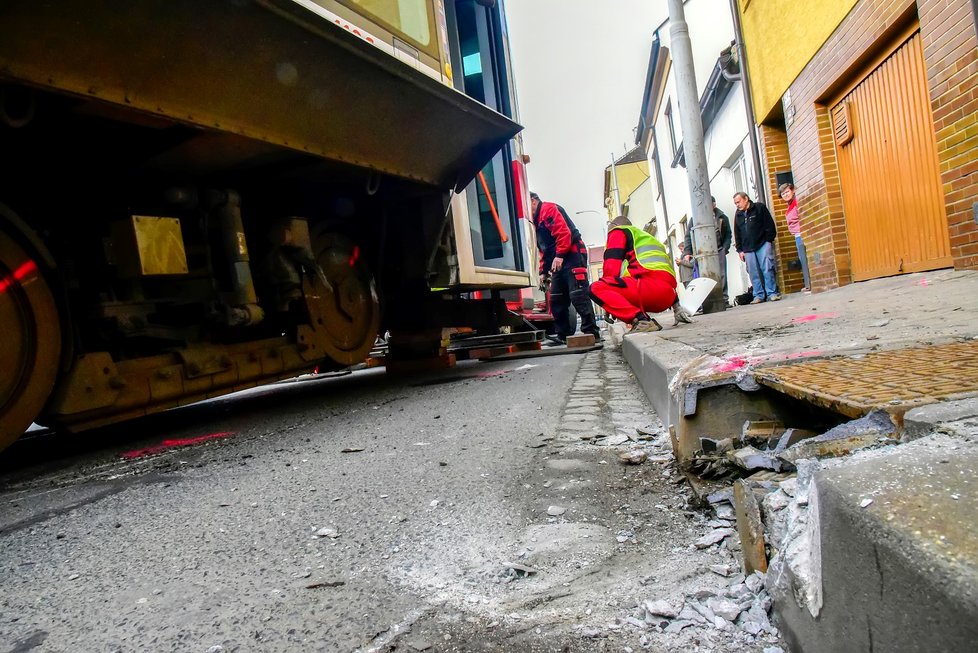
[
  {"left": 305, "top": 231, "right": 380, "bottom": 366},
  {"left": 0, "top": 230, "right": 61, "bottom": 452}
]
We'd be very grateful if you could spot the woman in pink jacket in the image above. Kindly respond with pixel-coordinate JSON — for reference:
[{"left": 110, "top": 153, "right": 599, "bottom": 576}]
[{"left": 779, "top": 183, "right": 810, "bottom": 292}]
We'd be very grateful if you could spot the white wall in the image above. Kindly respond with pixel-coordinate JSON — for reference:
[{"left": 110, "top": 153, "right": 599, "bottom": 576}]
[{"left": 649, "top": 0, "right": 757, "bottom": 303}]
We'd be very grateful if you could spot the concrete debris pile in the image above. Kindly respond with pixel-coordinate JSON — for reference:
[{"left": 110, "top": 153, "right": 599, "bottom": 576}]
[
  {"left": 686, "top": 411, "right": 899, "bottom": 481},
  {"left": 701, "top": 411, "right": 903, "bottom": 606},
  {"left": 629, "top": 571, "right": 780, "bottom": 642}
]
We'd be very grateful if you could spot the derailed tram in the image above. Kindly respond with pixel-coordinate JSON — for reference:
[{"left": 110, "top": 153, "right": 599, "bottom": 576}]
[{"left": 0, "top": 0, "right": 538, "bottom": 452}]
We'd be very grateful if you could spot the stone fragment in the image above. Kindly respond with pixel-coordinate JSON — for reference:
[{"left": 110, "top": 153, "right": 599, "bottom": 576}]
[
  {"left": 707, "top": 488, "right": 734, "bottom": 504},
  {"left": 763, "top": 489, "right": 791, "bottom": 513},
  {"left": 706, "top": 597, "right": 744, "bottom": 621},
  {"left": 700, "top": 437, "right": 734, "bottom": 453},
  {"left": 734, "top": 480, "right": 768, "bottom": 574},
  {"left": 547, "top": 505, "right": 566, "bottom": 516},
  {"left": 618, "top": 450, "right": 648, "bottom": 465},
  {"left": 501, "top": 562, "right": 538, "bottom": 576},
  {"left": 595, "top": 434, "right": 630, "bottom": 447},
  {"left": 714, "top": 503, "right": 735, "bottom": 520},
  {"left": 663, "top": 620, "right": 694, "bottom": 634},
  {"left": 644, "top": 599, "right": 680, "bottom": 619},
  {"left": 726, "top": 583, "right": 752, "bottom": 601},
  {"left": 406, "top": 639, "right": 432, "bottom": 651},
  {"left": 779, "top": 477, "right": 798, "bottom": 497},
  {"left": 694, "top": 528, "right": 735, "bottom": 549},
  {"left": 778, "top": 410, "right": 896, "bottom": 464},
  {"left": 745, "top": 572, "right": 765, "bottom": 593},
  {"left": 710, "top": 563, "right": 736, "bottom": 577},
  {"left": 687, "top": 601, "right": 716, "bottom": 622},
  {"left": 315, "top": 527, "right": 339, "bottom": 538},
  {"left": 774, "top": 428, "right": 819, "bottom": 452},
  {"left": 678, "top": 605, "right": 708, "bottom": 624},
  {"left": 729, "top": 446, "right": 785, "bottom": 472}
]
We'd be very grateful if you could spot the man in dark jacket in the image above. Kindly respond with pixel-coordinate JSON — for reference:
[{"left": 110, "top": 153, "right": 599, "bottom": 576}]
[
  {"left": 530, "top": 192, "right": 599, "bottom": 343},
  {"left": 733, "top": 192, "right": 780, "bottom": 303},
  {"left": 683, "top": 196, "right": 732, "bottom": 303}
]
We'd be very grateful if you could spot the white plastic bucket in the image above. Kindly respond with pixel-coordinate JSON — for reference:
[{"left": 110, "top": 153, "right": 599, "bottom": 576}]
[{"left": 677, "top": 276, "right": 717, "bottom": 314}]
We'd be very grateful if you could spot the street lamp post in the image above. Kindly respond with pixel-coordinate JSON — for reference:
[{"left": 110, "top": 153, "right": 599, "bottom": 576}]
[{"left": 575, "top": 209, "right": 608, "bottom": 243}]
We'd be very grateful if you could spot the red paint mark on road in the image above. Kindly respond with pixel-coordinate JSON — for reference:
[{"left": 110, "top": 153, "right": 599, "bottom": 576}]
[
  {"left": 0, "top": 260, "right": 38, "bottom": 295},
  {"left": 791, "top": 313, "right": 838, "bottom": 324},
  {"left": 120, "top": 431, "right": 235, "bottom": 460},
  {"left": 918, "top": 278, "right": 930, "bottom": 286}
]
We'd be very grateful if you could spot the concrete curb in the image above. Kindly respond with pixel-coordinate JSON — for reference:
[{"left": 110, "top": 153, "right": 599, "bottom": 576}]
[
  {"left": 771, "top": 437, "right": 978, "bottom": 653},
  {"left": 621, "top": 333, "right": 698, "bottom": 431}
]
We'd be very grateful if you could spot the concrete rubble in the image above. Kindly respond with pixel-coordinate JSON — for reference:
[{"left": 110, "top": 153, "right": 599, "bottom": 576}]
[{"left": 620, "top": 271, "right": 978, "bottom": 652}]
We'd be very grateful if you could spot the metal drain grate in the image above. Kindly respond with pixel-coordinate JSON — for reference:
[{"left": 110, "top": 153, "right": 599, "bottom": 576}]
[{"left": 756, "top": 340, "right": 978, "bottom": 417}]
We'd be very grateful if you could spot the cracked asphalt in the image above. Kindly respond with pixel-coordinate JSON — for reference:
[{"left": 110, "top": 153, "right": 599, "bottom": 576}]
[{"left": 0, "top": 348, "right": 779, "bottom": 652}]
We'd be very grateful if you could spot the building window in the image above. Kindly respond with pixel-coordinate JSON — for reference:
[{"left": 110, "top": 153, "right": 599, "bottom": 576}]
[
  {"left": 665, "top": 99, "right": 678, "bottom": 162},
  {"left": 730, "top": 155, "right": 747, "bottom": 197}
]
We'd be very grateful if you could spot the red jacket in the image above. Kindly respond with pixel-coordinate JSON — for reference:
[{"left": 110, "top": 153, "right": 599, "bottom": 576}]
[{"left": 533, "top": 202, "right": 585, "bottom": 274}]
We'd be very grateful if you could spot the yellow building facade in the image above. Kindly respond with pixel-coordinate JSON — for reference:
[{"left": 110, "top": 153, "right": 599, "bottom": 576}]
[{"left": 738, "top": 0, "right": 978, "bottom": 293}]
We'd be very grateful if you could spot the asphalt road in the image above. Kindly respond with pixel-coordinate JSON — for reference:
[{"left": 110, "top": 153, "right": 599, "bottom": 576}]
[{"left": 0, "top": 349, "right": 780, "bottom": 653}]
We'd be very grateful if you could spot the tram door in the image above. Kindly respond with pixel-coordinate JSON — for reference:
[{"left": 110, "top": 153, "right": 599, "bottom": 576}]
[{"left": 447, "top": 0, "right": 521, "bottom": 271}]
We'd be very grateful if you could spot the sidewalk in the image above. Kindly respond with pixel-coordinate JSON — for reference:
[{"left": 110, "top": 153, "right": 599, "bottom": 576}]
[{"left": 619, "top": 269, "right": 978, "bottom": 653}]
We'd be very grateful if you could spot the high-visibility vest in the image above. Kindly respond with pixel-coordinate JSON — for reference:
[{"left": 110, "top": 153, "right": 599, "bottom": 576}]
[{"left": 611, "top": 225, "right": 674, "bottom": 278}]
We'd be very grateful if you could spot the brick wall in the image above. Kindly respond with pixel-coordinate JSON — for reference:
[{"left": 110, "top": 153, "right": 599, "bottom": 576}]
[
  {"left": 920, "top": 0, "right": 978, "bottom": 268},
  {"left": 772, "top": 0, "right": 978, "bottom": 292},
  {"left": 759, "top": 125, "right": 807, "bottom": 293}
]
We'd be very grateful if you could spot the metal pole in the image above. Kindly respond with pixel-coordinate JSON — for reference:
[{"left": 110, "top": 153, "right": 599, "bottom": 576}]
[{"left": 667, "top": 0, "right": 724, "bottom": 313}]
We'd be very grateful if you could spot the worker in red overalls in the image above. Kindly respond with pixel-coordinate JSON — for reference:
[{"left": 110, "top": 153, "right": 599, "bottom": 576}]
[
  {"left": 590, "top": 216, "right": 694, "bottom": 332},
  {"left": 530, "top": 192, "right": 600, "bottom": 344}
]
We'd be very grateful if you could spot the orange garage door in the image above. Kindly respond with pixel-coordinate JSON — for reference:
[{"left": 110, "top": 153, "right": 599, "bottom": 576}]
[{"left": 831, "top": 28, "right": 952, "bottom": 281}]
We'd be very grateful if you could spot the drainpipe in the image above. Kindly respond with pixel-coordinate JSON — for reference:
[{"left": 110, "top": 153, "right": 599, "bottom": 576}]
[
  {"left": 726, "top": 0, "right": 766, "bottom": 200},
  {"left": 649, "top": 129, "right": 675, "bottom": 262},
  {"left": 609, "top": 153, "right": 623, "bottom": 216},
  {"left": 667, "top": 0, "right": 725, "bottom": 314}
]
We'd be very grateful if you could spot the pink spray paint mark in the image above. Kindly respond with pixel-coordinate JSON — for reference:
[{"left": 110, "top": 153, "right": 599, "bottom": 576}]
[
  {"left": 121, "top": 431, "right": 235, "bottom": 460},
  {"left": 918, "top": 278, "right": 929, "bottom": 286},
  {"left": 713, "top": 356, "right": 749, "bottom": 373},
  {"left": 791, "top": 313, "right": 838, "bottom": 324}
]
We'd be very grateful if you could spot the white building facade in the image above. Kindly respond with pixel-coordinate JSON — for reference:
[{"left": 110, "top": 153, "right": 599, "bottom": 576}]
[{"left": 636, "top": 0, "right": 763, "bottom": 303}]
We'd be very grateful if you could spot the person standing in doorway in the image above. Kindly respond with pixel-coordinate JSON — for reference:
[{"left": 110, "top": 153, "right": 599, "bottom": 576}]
[
  {"left": 529, "top": 192, "right": 600, "bottom": 344},
  {"left": 675, "top": 242, "right": 694, "bottom": 286},
  {"left": 779, "top": 183, "right": 811, "bottom": 292},
  {"left": 733, "top": 192, "right": 781, "bottom": 303},
  {"left": 683, "top": 196, "right": 732, "bottom": 304},
  {"left": 589, "top": 216, "right": 694, "bottom": 331}
]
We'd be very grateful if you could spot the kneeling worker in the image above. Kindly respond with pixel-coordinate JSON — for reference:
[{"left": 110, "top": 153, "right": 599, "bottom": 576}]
[{"left": 589, "top": 216, "right": 694, "bottom": 332}]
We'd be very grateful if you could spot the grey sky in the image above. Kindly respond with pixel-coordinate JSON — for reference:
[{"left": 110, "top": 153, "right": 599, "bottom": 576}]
[{"left": 505, "top": 0, "right": 667, "bottom": 246}]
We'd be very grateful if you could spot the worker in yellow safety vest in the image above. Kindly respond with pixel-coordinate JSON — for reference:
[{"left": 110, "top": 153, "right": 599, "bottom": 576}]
[{"left": 589, "top": 216, "right": 694, "bottom": 332}]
